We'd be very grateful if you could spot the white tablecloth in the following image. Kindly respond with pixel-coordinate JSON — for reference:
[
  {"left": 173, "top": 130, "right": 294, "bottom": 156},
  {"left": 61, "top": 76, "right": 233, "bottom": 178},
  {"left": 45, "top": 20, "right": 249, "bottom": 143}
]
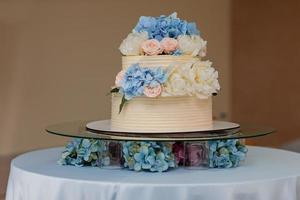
[{"left": 6, "top": 146, "right": 300, "bottom": 200}]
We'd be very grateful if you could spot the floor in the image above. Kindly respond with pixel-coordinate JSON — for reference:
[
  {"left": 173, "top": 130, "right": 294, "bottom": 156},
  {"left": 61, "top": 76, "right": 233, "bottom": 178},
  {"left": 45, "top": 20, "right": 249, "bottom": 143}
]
[{"left": 0, "top": 156, "right": 13, "bottom": 200}]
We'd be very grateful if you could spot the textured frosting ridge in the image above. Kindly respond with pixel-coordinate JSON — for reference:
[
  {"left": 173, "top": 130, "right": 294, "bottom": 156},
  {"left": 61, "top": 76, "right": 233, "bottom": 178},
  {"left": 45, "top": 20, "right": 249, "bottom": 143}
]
[
  {"left": 111, "top": 94, "right": 212, "bottom": 132},
  {"left": 122, "top": 55, "right": 199, "bottom": 69}
]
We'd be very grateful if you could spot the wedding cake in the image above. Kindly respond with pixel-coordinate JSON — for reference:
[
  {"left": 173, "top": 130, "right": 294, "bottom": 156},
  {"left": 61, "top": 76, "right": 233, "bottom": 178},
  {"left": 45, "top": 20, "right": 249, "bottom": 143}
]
[{"left": 110, "top": 13, "right": 220, "bottom": 132}]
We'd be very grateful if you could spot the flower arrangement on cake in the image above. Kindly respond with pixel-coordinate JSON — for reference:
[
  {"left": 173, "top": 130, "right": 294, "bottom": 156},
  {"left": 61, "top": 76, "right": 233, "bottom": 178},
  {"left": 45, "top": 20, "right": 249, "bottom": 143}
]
[
  {"left": 112, "top": 60, "right": 220, "bottom": 112},
  {"left": 119, "top": 12, "right": 206, "bottom": 56}
]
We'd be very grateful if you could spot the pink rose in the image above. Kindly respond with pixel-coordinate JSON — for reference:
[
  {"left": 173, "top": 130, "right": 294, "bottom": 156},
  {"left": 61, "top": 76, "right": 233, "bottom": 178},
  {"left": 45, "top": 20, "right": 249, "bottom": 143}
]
[
  {"left": 143, "top": 85, "right": 162, "bottom": 97},
  {"left": 115, "top": 70, "right": 125, "bottom": 87},
  {"left": 198, "top": 46, "right": 207, "bottom": 57},
  {"left": 141, "top": 39, "right": 163, "bottom": 56},
  {"left": 160, "top": 37, "right": 178, "bottom": 53}
]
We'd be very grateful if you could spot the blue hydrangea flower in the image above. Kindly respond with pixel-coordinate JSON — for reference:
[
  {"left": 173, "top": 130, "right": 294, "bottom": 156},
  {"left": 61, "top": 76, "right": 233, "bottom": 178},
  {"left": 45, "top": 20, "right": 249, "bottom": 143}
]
[
  {"left": 134, "top": 12, "right": 200, "bottom": 41},
  {"left": 215, "top": 154, "right": 232, "bottom": 168},
  {"left": 120, "top": 64, "right": 168, "bottom": 100},
  {"left": 170, "top": 49, "right": 183, "bottom": 56},
  {"left": 122, "top": 141, "right": 176, "bottom": 172},
  {"left": 186, "top": 22, "right": 199, "bottom": 35},
  {"left": 58, "top": 139, "right": 112, "bottom": 167},
  {"left": 208, "top": 139, "right": 248, "bottom": 168}
]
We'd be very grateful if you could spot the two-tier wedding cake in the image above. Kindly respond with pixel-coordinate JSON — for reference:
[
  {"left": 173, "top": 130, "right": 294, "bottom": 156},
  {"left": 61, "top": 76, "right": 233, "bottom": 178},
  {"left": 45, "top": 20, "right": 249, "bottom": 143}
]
[{"left": 110, "top": 13, "right": 220, "bottom": 133}]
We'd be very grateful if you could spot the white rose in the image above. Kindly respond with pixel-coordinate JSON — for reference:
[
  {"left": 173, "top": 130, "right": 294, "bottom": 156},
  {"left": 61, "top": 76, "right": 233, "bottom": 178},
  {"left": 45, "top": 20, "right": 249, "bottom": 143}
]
[
  {"left": 178, "top": 35, "right": 207, "bottom": 57},
  {"left": 161, "top": 63, "right": 194, "bottom": 96},
  {"left": 119, "top": 31, "right": 148, "bottom": 56},
  {"left": 189, "top": 61, "right": 220, "bottom": 98}
]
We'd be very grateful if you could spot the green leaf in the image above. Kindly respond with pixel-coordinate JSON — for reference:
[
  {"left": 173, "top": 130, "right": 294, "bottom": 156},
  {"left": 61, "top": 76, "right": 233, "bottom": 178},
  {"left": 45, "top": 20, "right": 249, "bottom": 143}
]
[
  {"left": 106, "top": 87, "right": 120, "bottom": 96},
  {"left": 119, "top": 95, "right": 128, "bottom": 113},
  {"left": 91, "top": 153, "right": 98, "bottom": 160},
  {"left": 111, "top": 87, "right": 120, "bottom": 93}
]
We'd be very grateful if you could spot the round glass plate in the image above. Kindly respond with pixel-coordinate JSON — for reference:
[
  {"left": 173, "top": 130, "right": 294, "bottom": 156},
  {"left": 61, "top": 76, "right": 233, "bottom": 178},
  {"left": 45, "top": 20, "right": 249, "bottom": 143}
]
[
  {"left": 45, "top": 120, "right": 275, "bottom": 141},
  {"left": 86, "top": 120, "right": 240, "bottom": 134}
]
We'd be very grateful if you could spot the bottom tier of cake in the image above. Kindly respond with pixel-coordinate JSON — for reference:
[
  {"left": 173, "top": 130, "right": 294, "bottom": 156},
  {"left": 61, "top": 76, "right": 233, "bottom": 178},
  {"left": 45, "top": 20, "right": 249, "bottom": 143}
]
[{"left": 111, "top": 94, "right": 213, "bottom": 133}]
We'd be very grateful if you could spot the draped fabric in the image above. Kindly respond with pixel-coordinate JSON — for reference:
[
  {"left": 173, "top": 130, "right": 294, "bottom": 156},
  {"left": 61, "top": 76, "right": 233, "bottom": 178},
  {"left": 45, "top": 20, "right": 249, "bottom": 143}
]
[{"left": 6, "top": 146, "right": 300, "bottom": 200}]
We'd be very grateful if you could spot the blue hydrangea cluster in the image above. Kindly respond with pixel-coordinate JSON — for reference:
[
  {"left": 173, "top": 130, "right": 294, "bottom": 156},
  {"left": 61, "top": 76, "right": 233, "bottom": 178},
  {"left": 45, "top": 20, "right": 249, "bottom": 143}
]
[
  {"left": 120, "top": 64, "right": 168, "bottom": 100},
  {"left": 58, "top": 138, "right": 111, "bottom": 167},
  {"left": 122, "top": 141, "right": 176, "bottom": 172},
  {"left": 170, "top": 49, "right": 183, "bottom": 56},
  {"left": 208, "top": 139, "right": 248, "bottom": 168},
  {"left": 134, "top": 12, "right": 200, "bottom": 41}
]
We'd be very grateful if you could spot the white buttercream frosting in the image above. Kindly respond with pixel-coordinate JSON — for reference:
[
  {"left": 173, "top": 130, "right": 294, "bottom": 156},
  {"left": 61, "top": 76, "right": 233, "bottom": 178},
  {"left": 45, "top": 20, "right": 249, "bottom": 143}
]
[{"left": 111, "top": 94, "right": 212, "bottom": 132}]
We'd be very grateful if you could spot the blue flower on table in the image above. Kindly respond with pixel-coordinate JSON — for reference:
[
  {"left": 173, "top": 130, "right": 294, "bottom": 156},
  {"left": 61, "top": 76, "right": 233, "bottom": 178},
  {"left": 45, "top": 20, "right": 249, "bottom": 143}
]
[
  {"left": 74, "top": 157, "right": 84, "bottom": 167},
  {"left": 237, "top": 144, "right": 248, "bottom": 154},
  {"left": 122, "top": 141, "right": 176, "bottom": 172},
  {"left": 209, "top": 141, "right": 217, "bottom": 152},
  {"left": 81, "top": 139, "right": 91, "bottom": 148},
  {"left": 134, "top": 162, "right": 142, "bottom": 171},
  {"left": 225, "top": 139, "right": 237, "bottom": 147},
  {"left": 151, "top": 159, "right": 169, "bottom": 172},
  {"left": 215, "top": 154, "right": 232, "bottom": 168},
  {"left": 77, "top": 139, "right": 92, "bottom": 161},
  {"left": 61, "top": 138, "right": 82, "bottom": 160},
  {"left": 134, "top": 152, "right": 144, "bottom": 162},
  {"left": 217, "top": 140, "right": 226, "bottom": 148},
  {"left": 58, "top": 139, "right": 111, "bottom": 167},
  {"left": 230, "top": 154, "right": 241, "bottom": 168},
  {"left": 208, "top": 139, "right": 248, "bottom": 168},
  {"left": 145, "top": 155, "right": 155, "bottom": 166}
]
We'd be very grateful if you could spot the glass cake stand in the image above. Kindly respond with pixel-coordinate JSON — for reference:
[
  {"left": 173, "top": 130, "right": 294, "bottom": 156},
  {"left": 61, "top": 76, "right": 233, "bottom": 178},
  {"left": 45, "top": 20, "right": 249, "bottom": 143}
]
[
  {"left": 45, "top": 120, "right": 275, "bottom": 171},
  {"left": 45, "top": 120, "right": 275, "bottom": 141}
]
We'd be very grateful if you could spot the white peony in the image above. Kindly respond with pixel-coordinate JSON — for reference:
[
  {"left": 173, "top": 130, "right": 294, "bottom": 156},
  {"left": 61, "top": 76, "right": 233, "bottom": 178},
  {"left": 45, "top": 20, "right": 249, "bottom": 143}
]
[
  {"left": 177, "top": 35, "right": 207, "bottom": 57},
  {"left": 162, "top": 61, "right": 220, "bottom": 98},
  {"left": 189, "top": 61, "right": 220, "bottom": 98},
  {"left": 119, "top": 31, "right": 148, "bottom": 56},
  {"left": 161, "top": 61, "right": 220, "bottom": 99},
  {"left": 161, "top": 63, "right": 194, "bottom": 97}
]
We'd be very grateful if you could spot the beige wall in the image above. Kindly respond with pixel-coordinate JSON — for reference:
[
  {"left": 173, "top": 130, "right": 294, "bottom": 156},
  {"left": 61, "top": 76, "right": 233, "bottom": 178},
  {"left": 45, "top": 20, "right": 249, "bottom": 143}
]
[
  {"left": 232, "top": 0, "right": 300, "bottom": 147},
  {"left": 0, "top": 0, "right": 231, "bottom": 156}
]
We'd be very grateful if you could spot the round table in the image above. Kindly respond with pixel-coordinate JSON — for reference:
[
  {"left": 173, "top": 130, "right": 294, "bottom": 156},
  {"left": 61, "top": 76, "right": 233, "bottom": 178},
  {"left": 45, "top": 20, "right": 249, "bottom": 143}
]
[{"left": 6, "top": 146, "right": 300, "bottom": 200}]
